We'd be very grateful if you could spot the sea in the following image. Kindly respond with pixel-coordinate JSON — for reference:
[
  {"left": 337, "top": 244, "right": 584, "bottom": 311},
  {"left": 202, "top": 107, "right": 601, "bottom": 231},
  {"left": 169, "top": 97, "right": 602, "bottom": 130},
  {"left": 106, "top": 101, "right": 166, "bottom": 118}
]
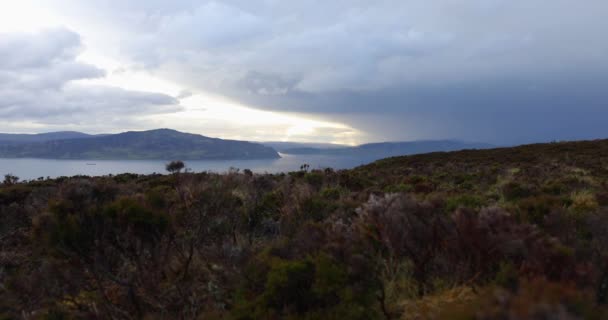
[{"left": 0, "top": 153, "right": 383, "bottom": 181}]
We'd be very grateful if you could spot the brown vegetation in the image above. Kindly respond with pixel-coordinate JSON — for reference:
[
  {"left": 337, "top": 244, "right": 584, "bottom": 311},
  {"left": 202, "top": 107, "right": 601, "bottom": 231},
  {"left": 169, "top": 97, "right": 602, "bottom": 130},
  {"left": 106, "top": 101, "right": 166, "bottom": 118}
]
[{"left": 2, "top": 139, "right": 608, "bottom": 318}]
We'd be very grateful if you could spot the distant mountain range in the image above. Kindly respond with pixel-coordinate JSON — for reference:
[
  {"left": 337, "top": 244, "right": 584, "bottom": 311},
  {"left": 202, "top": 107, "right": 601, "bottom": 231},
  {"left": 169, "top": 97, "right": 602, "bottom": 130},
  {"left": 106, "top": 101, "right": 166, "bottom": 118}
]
[
  {"left": 0, "top": 131, "right": 99, "bottom": 144},
  {"left": 270, "top": 140, "right": 494, "bottom": 158},
  {"left": 0, "top": 129, "right": 280, "bottom": 160},
  {"left": 261, "top": 141, "right": 348, "bottom": 152},
  {"left": 0, "top": 129, "right": 493, "bottom": 160}
]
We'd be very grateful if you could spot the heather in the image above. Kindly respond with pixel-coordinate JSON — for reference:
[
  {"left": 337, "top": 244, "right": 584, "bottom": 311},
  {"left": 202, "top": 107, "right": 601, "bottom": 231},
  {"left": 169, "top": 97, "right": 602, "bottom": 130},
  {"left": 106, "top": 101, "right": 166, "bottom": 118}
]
[{"left": 2, "top": 139, "right": 608, "bottom": 319}]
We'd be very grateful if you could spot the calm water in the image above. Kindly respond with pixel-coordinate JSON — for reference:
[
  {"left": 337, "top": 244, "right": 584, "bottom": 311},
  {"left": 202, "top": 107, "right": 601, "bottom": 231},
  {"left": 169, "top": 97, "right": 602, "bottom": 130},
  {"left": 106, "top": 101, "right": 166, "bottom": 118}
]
[{"left": 0, "top": 154, "right": 382, "bottom": 181}]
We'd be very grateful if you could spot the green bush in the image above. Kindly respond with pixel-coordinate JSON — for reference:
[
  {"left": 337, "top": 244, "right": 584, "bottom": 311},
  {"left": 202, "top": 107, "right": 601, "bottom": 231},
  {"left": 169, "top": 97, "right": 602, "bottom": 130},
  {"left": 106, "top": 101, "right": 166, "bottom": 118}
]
[
  {"left": 502, "top": 181, "right": 534, "bottom": 201},
  {"left": 300, "top": 196, "right": 337, "bottom": 222},
  {"left": 305, "top": 172, "right": 325, "bottom": 189},
  {"left": 245, "top": 191, "right": 283, "bottom": 238},
  {"left": 445, "top": 194, "right": 484, "bottom": 212},
  {"left": 105, "top": 198, "right": 168, "bottom": 234},
  {"left": 145, "top": 186, "right": 173, "bottom": 209},
  {"left": 384, "top": 183, "right": 414, "bottom": 193},
  {"left": 41, "top": 200, "right": 98, "bottom": 255},
  {"left": 0, "top": 185, "right": 32, "bottom": 206},
  {"left": 569, "top": 191, "right": 599, "bottom": 213},
  {"left": 234, "top": 253, "right": 380, "bottom": 320},
  {"left": 542, "top": 181, "right": 568, "bottom": 195},
  {"left": 517, "top": 195, "right": 565, "bottom": 225},
  {"left": 321, "top": 187, "right": 342, "bottom": 200},
  {"left": 494, "top": 262, "right": 518, "bottom": 290}
]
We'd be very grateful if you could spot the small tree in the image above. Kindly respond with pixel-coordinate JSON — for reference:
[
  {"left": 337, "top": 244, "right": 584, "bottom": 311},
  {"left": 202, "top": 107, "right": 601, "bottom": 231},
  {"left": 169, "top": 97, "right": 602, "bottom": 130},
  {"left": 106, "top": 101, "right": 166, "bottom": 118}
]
[
  {"left": 243, "top": 168, "right": 253, "bottom": 177},
  {"left": 166, "top": 160, "right": 185, "bottom": 174},
  {"left": 3, "top": 174, "right": 19, "bottom": 186}
]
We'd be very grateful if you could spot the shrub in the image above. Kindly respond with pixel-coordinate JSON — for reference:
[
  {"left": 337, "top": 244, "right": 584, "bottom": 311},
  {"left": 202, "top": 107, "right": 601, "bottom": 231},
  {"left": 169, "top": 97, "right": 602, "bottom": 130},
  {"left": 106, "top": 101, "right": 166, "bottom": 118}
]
[
  {"left": 299, "top": 196, "right": 337, "bottom": 222},
  {"left": 321, "top": 187, "right": 342, "bottom": 200},
  {"left": 2, "top": 174, "right": 19, "bottom": 186},
  {"left": 103, "top": 197, "right": 169, "bottom": 243},
  {"left": 165, "top": 160, "right": 185, "bottom": 174},
  {"left": 384, "top": 183, "right": 414, "bottom": 193},
  {"left": 517, "top": 195, "right": 565, "bottom": 225},
  {"left": 38, "top": 200, "right": 98, "bottom": 256},
  {"left": 494, "top": 262, "right": 518, "bottom": 290},
  {"left": 305, "top": 171, "right": 325, "bottom": 189},
  {"left": 262, "top": 259, "right": 317, "bottom": 314},
  {"left": 245, "top": 191, "right": 283, "bottom": 240},
  {"left": 452, "top": 174, "right": 473, "bottom": 186},
  {"left": 354, "top": 194, "right": 452, "bottom": 295},
  {"left": 0, "top": 185, "right": 32, "bottom": 206},
  {"left": 596, "top": 191, "right": 608, "bottom": 207},
  {"left": 399, "top": 286, "right": 476, "bottom": 320},
  {"left": 145, "top": 185, "right": 174, "bottom": 209},
  {"left": 414, "top": 181, "right": 436, "bottom": 193},
  {"left": 542, "top": 181, "right": 568, "bottom": 195},
  {"left": 570, "top": 191, "right": 599, "bottom": 213},
  {"left": 502, "top": 181, "right": 534, "bottom": 201},
  {"left": 338, "top": 172, "right": 369, "bottom": 191},
  {"left": 445, "top": 194, "right": 484, "bottom": 212},
  {"left": 234, "top": 253, "right": 380, "bottom": 320},
  {"left": 439, "top": 278, "right": 607, "bottom": 320},
  {"left": 112, "top": 173, "right": 140, "bottom": 183},
  {"left": 450, "top": 206, "right": 584, "bottom": 284}
]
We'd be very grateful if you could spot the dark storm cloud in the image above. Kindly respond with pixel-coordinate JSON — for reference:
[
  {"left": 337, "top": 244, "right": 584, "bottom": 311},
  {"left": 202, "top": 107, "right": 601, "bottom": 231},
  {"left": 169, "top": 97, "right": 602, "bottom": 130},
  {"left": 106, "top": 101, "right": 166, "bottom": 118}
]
[
  {"left": 11, "top": 1, "right": 608, "bottom": 142},
  {"left": 0, "top": 28, "right": 181, "bottom": 126},
  {"left": 228, "top": 68, "right": 608, "bottom": 143}
]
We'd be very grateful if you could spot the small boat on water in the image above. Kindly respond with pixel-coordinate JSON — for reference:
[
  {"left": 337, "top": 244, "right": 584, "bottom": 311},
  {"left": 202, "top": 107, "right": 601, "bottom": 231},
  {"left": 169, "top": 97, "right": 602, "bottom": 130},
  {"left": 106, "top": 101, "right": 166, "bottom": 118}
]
[{"left": 86, "top": 163, "right": 97, "bottom": 166}]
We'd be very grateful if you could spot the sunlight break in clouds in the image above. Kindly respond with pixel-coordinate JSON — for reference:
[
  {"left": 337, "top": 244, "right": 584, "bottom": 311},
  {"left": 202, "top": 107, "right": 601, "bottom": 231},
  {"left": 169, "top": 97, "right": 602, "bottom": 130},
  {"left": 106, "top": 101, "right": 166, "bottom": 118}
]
[
  {"left": 2, "top": 1, "right": 608, "bottom": 144},
  {"left": 0, "top": 1, "right": 359, "bottom": 144},
  {"left": 143, "top": 94, "right": 361, "bottom": 144}
]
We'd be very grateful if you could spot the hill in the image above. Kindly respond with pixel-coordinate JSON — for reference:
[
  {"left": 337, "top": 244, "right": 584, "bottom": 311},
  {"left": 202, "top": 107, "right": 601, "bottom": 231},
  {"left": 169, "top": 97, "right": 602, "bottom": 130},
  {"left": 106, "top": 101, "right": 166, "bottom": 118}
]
[
  {"left": 1, "top": 138, "right": 608, "bottom": 318},
  {"left": 261, "top": 141, "right": 348, "bottom": 152},
  {"left": 281, "top": 140, "right": 494, "bottom": 156},
  {"left": 0, "top": 131, "right": 94, "bottom": 143},
  {"left": 0, "top": 129, "right": 280, "bottom": 160}
]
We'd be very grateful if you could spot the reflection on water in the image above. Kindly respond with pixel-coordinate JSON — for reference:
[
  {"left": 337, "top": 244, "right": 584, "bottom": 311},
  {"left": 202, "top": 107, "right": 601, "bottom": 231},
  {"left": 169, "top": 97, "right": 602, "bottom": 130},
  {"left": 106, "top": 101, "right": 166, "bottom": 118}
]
[{"left": 0, "top": 153, "right": 383, "bottom": 181}]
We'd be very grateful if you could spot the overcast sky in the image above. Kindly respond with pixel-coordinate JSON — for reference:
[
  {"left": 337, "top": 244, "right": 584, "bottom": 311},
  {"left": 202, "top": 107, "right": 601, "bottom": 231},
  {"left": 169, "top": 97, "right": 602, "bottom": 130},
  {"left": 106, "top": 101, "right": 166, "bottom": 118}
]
[{"left": 1, "top": 1, "right": 607, "bottom": 144}]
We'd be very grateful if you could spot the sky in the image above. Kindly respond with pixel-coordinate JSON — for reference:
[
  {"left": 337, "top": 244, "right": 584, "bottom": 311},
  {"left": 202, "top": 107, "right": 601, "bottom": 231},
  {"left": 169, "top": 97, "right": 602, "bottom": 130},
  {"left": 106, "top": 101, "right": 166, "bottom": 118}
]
[{"left": 0, "top": 1, "right": 607, "bottom": 145}]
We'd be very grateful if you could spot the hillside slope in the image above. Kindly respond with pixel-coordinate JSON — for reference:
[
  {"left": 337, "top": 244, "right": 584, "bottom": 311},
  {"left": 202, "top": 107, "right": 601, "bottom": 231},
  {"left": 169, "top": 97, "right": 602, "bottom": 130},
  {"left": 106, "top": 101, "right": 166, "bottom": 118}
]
[
  {"left": 282, "top": 140, "right": 494, "bottom": 156},
  {"left": 0, "top": 131, "right": 94, "bottom": 143},
  {"left": 0, "top": 129, "right": 280, "bottom": 160},
  {"left": 262, "top": 141, "right": 348, "bottom": 152},
  {"left": 358, "top": 139, "right": 608, "bottom": 180},
  {"left": 349, "top": 139, "right": 608, "bottom": 199},
  {"left": 2, "top": 138, "right": 608, "bottom": 318}
]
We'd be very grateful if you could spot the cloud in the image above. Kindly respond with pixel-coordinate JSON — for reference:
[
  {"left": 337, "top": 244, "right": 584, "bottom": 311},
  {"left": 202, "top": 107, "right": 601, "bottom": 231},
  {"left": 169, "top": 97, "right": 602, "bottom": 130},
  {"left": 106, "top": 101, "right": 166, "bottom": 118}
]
[
  {"left": 0, "top": 29, "right": 105, "bottom": 90},
  {"left": 176, "top": 89, "right": 193, "bottom": 99},
  {"left": 5, "top": 1, "right": 608, "bottom": 143},
  {"left": 81, "top": 0, "right": 606, "bottom": 89},
  {"left": 0, "top": 28, "right": 181, "bottom": 128},
  {"left": 0, "top": 28, "right": 82, "bottom": 70}
]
